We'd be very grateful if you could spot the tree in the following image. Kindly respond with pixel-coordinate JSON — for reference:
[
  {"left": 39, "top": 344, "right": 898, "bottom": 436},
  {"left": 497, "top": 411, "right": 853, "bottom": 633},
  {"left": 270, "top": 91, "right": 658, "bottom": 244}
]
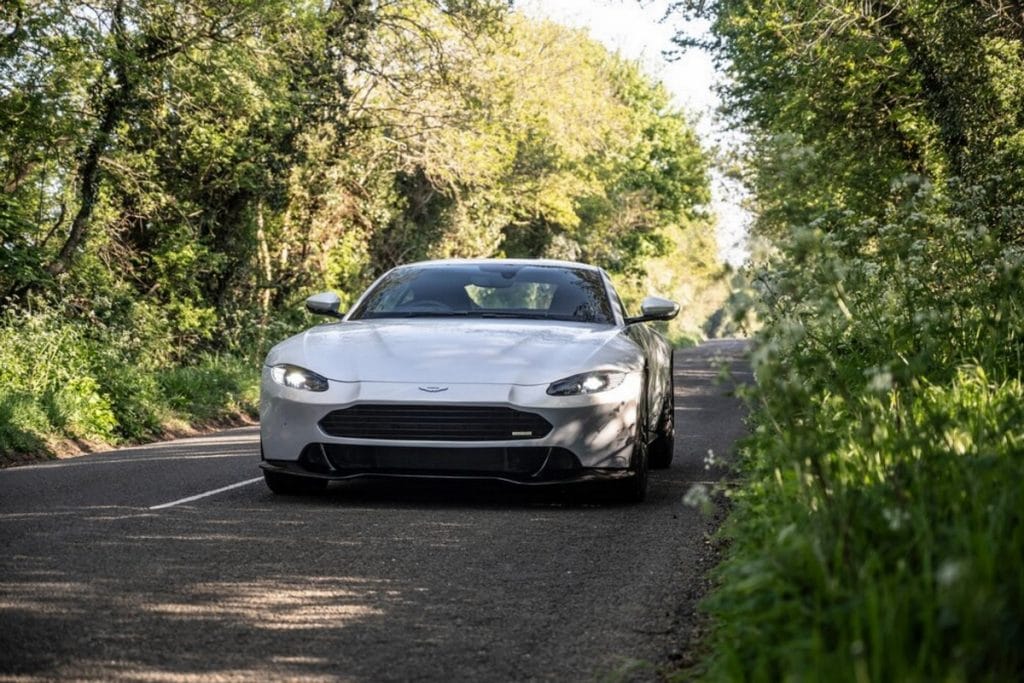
[
  {"left": 0, "top": 0, "right": 510, "bottom": 305},
  {"left": 667, "top": 0, "right": 1024, "bottom": 243},
  {"left": 356, "top": 14, "right": 716, "bottom": 311}
]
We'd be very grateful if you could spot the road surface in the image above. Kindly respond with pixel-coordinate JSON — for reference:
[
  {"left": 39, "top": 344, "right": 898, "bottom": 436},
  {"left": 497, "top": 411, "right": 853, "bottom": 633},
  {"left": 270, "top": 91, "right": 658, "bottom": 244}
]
[{"left": 0, "top": 340, "right": 750, "bottom": 682}]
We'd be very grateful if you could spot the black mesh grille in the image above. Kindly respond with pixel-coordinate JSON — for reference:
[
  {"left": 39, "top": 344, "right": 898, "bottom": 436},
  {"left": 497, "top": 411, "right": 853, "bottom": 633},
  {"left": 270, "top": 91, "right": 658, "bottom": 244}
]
[
  {"left": 318, "top": 404, "right": 553, "bottom": 441},
  {"left": 296, "top": 443, "right": 581, "bottom": 480}
]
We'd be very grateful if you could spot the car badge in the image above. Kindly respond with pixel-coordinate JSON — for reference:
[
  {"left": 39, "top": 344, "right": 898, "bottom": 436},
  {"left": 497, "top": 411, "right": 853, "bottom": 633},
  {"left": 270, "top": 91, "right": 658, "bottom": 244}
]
[{"left": 418, "top": 386, "right": 449, "bottom": 393}]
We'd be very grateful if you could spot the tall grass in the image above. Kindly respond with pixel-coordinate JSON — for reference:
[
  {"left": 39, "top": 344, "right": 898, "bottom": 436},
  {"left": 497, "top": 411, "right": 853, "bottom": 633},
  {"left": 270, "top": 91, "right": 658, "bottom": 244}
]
[
  {"left": 699, "top": 181, "right": 1024, "bottom": 680},
  {"left": 0, "top": 308, "right": 258, "bottom": 461}
]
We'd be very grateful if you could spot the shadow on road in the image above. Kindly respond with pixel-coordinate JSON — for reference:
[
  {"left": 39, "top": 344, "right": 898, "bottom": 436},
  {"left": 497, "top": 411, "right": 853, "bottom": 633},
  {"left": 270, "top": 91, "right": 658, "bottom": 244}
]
[{"left": 0, "top": 340, "right": 751, "bottom": 682}]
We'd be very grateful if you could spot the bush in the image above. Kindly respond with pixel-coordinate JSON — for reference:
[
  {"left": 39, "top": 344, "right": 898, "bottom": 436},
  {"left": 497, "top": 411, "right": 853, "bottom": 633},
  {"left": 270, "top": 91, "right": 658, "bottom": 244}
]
[
  {"left": 157, "top": 355, "right": 259, "bottom": 423},
  {"left": 706, "top": 371, "right": 1024, "bottom": 681},
  {"left": 0, "top": 391, "right": 51, "bottom": 456},
  {"left": 0, "top": 309, "right": 259, "bottom": 459},
  {"left": 93, "top": 363, "right": 166, "bottom": 441},
  {"left": 41, "top": 376, "right": 118, "bottom": 441},
  {"left": 702, "top": 180, "right": 1024, "bottom": 681}
]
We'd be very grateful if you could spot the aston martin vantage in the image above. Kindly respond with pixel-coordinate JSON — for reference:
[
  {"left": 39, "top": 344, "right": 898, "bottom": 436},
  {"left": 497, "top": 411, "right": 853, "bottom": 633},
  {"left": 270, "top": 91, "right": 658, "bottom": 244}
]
[{"left": 259, "top": 259, "right": 678, "bottom": 502}]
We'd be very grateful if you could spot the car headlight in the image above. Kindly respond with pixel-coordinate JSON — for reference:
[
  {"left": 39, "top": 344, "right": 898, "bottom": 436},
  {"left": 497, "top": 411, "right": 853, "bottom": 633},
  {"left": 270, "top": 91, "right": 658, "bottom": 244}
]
[
  {"left": 269, "top": 364, "right": 329, "bottom": 392},
  {"left": 546, "top": 371, "right": 626, "bottom": 396}
]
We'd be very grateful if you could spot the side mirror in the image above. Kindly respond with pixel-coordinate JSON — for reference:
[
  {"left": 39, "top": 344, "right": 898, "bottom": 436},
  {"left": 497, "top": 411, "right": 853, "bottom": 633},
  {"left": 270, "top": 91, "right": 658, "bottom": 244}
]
[
  {"left": 305, "top": 291, "right": 345, "bottom": 319},
  {"left": 626, "top": 296, "right": 680, "bottom": 325}
]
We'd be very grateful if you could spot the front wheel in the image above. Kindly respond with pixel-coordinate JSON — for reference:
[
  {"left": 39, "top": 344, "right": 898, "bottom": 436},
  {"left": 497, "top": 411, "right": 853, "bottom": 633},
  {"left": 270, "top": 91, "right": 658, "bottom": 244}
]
[
  {"left": 263, "top": 469, "right": 328, "bottom": 496},
  {"left": 610, "top": 391, "right": 650, "bottom": 503},
  {"left": 649, "top": 358, "right": 675, "bottom": 469},
  {"left": 613, "top": 444, "right": 648, "bottom": 503},
  {"left": 648, "top": 402, "right": 674, "bottom": 469},
  {"left": 648, "top": 432, "right": 674, "bottom": 470}
]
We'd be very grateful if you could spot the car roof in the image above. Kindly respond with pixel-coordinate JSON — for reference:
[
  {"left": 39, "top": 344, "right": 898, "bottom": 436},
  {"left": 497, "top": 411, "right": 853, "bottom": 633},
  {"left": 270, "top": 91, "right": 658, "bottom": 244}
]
[{"left": 397, "top": 258, "right": 604, "bottom": 273}]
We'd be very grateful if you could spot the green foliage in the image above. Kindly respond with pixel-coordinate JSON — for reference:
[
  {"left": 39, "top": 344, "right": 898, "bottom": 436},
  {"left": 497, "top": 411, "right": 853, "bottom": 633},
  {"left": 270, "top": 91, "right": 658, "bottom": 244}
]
[
  {"left": 363, "top": 14, "right": 718, "bottom": 315},
  {"left": 0, "top": 392, "right": 51, "bottom": 455},
  {"left": 43, "top": 377, "right": 118, "bottom": 442},
  {"left": 665, "top": 0, "right": 1024, "bottom": 679},
  {"left": 709, "top": 371, "right": 1024, "bottom": 680},
  {"left": 158, "top": 355, "right": 259, "bottom": 423},
  {"left": 0, "top": 305, "right": 262, "bottom": 457},
  {"left": 0, "top": 1, "right": 720, "bottom": 459},
  {"left": 674, "top": 0, "right": 1024, "bottom": 242},
  {"left": 704, "top": 183, "right": 1024, "bottom": 681}
]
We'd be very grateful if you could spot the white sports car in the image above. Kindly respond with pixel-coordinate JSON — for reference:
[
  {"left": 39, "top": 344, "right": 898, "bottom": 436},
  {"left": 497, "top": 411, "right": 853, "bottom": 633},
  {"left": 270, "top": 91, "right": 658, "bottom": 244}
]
[{"left": 259, "top": 259, "right": 678, "bottom": 502}]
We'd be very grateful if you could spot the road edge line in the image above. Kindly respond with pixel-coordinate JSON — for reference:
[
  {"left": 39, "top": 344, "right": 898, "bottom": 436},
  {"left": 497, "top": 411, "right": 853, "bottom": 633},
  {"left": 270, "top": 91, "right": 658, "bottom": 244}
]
[{"left": 149, "top": 476, "right": 263, "bottom": 510}]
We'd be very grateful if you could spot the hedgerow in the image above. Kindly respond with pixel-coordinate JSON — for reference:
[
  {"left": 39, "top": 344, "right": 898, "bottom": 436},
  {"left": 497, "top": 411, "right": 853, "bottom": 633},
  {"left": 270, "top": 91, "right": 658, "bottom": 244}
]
[{"left": 701, "top": 181, "right": 1024, "bottom": 680}]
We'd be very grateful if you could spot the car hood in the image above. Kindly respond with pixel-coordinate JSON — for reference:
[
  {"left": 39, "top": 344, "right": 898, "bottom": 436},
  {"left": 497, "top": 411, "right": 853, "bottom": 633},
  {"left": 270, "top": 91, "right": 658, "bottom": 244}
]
[{"left": 264, "top": 319, "right": 643, "bottom": 385}]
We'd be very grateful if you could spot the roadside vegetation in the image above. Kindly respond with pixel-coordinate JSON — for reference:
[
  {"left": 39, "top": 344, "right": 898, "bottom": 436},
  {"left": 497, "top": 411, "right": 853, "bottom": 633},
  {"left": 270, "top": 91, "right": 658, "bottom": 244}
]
[
  {"left": 667, "top": 1, "right": 1024, "bottom": 679},
  {"left": 0, "top": 1, "right": 722, "bottom": 461}
]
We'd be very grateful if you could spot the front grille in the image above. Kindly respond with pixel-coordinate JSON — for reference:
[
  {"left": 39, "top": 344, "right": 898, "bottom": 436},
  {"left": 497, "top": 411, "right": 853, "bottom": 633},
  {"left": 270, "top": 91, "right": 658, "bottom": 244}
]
[
  {"left": 318, "top": 404, "right": 553, "bottom": 441},
  {"left": 296, "top": 443, "right": 581, "bottom": 480}
]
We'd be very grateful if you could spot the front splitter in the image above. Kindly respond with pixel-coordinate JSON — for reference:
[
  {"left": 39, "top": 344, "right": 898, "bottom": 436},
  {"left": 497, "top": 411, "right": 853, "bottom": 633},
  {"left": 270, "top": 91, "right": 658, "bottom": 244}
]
[{"left": 259, "top": 460, "right": 632, "bottom": 487}]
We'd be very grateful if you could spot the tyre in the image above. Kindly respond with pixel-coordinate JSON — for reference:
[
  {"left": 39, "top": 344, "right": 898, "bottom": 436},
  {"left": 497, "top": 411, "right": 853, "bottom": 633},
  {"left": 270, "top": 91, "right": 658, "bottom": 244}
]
[
  {"left": 614, "top": 438, "right": 649, "bottom": 503},
  {"left": 649, "top": 356, "right": 675, "bottom": 469},
  {"left": 263, "top": 469, "right": 328, "bottom": 495},
  {"left": 610, "top": 386, "right": 650, "bottom": 503},
  {"left": 648, "top": 431, "right": 674, "bottom": 470}
]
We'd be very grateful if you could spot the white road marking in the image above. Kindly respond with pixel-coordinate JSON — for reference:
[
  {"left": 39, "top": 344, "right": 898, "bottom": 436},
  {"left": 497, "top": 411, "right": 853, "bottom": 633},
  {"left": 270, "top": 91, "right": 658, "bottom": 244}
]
[
  {"left": 149, "top": 477, "right": 263, "bottom": 510},
  {"left": 5, "top": 452, "right": 253, "bottom": 472}
]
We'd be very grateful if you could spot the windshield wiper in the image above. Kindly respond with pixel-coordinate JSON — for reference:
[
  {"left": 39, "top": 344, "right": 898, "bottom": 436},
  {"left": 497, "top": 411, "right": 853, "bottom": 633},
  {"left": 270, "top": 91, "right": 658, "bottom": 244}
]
[
  {"left": 362, "top": 311, "right": 581, "bottom": 321},
  {"left": 361, "top": 311, "right": 464, "bottom": 318},
  {"left": 475, "top": 311, "right": 552, "bottom": 319}
]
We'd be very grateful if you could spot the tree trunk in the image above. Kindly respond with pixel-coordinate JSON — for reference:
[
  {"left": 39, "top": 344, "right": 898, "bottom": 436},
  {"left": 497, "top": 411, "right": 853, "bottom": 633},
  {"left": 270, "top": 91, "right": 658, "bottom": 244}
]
[
  {"left": 45, "top": 0, "right": 132, "bottom": 279},
  {"left": 45, "top": 85, "right": 130, "bottom": 277}
]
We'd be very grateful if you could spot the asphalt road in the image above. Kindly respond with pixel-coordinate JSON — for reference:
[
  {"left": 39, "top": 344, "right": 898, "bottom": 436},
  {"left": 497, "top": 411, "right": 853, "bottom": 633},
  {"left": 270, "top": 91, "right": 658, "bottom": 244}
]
[{"left": 0, "top": 339, "right": 750, "bottom": 682}]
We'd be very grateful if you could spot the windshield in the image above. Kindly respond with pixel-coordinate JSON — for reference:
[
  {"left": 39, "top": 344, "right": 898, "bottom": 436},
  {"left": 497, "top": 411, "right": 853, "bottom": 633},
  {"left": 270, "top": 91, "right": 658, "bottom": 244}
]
[{"left": 350, "top": 263, "right": 615, "bottom": 324}]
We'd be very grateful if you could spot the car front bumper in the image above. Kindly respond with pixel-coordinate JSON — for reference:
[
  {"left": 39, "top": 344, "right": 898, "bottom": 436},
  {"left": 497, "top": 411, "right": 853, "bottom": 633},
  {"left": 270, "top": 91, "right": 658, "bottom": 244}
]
[{"left": 259, "top": 369, "right": 642, "bottom": 481}]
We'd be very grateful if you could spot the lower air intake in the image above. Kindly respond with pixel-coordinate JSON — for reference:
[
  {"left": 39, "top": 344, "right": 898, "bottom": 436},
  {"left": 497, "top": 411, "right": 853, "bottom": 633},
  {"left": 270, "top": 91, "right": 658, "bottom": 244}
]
[{"left": 297, "top": 443, "right": 580, "bottom": 480}]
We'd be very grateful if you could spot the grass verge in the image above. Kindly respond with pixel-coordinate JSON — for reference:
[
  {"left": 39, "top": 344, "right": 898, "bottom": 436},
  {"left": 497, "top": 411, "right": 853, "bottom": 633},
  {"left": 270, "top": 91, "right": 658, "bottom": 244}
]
[
  {"left": 699, "top": 369, "right": 1023, "bottom": 680},
  {"left": 0, "top": 354, "right": 258, "bottom": 467}
]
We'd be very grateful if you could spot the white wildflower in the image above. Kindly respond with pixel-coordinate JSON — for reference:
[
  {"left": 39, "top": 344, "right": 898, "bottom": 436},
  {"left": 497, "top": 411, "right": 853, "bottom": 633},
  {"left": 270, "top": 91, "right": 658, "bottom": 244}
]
[
  {"left": 868, "top": 369, "right": 893, "bottom": 392},
  {"left": 881, "top": 507, "right": 911, "bottom": 531},
  {"left": 682, "top": 484, "right": 711, "bottom": 511},
  {"left": 704, "top": 449, "right": 717, "bottom": 470},
  {"left": 936, "top": 560, "right": 965, "bottom": 588}
]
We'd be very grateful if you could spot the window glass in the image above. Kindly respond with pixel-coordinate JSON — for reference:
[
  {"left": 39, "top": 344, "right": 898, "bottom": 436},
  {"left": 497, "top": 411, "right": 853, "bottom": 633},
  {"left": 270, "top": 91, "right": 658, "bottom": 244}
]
[
  {"left": 351, "top": 264, "right": 614, "bottom": 324},
  {"left": 465, "top": 282, "right": 555, "bottom": 310}
]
